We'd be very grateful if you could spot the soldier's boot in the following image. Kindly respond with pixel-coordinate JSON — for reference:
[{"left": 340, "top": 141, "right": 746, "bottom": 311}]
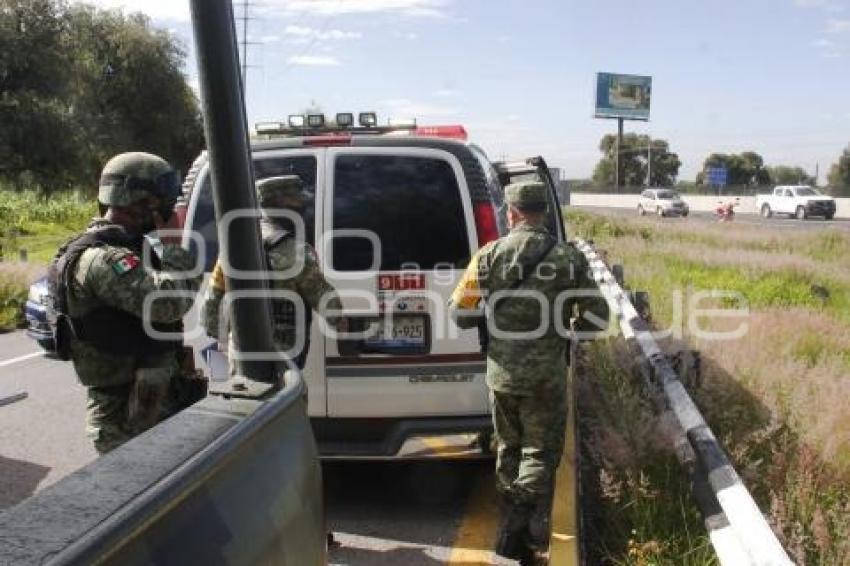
[
  {"left": 495, "top": 498, "right": 533, "bottom": 560},
  {"left": 522, "top": 496, "right": 553, "bottom": 565}
]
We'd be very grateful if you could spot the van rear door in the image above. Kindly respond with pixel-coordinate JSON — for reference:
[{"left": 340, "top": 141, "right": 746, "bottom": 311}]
[
  {"left": 494, "top": 156, "right": 566, "bottom": 242},
  {"left": 320, "top": 147, "right": 489, "bottom": 418}
]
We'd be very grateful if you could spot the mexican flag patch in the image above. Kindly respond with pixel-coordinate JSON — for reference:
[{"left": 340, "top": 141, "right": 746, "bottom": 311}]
[{"left": 111, "top": 253, "right": 140, "bottom": 275}]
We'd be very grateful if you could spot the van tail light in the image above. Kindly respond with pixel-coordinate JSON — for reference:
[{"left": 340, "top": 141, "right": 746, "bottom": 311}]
[
  {"left": 473, "top": 201, "right": 499, "bottom": 247},
  {"left": 413, "top": 125, "right": 468, "bottom": 141},
  {"left": 173, "top": 199, "right": 188, "bottom": 229}
]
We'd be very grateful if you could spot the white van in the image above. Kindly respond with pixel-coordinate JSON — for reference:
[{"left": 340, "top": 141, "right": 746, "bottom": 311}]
[{"left": 181, "top": 122, "right": 566, "bottom": 458}]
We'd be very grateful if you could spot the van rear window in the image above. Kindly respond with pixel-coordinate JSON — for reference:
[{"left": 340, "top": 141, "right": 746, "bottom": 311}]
[{"left": 332, "top": 155, "right": 470, "bottom": 271}]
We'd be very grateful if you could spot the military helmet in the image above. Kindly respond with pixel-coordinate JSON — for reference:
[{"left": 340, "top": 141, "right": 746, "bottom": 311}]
[
  {"left": 98, "top": 152, "right": 181, "bottom": 207},
  {"left": 256, "top": 175, "right": 308, "bottom": 208},
  {"left": 504, "top": 181, "right": 548, "bottom": 212}
]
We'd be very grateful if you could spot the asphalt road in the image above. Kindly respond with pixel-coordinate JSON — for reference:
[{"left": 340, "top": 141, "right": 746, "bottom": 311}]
[
  {"left": 0, "top": 330, "right": 511, "bottom": 565},
  {"left": 575, "top": 205, "right": 850, "bottom": 231}
]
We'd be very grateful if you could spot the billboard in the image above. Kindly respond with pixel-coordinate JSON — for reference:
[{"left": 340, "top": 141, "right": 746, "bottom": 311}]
[{"left": 594, "top": 72, "right": 652, "bottom": 120}]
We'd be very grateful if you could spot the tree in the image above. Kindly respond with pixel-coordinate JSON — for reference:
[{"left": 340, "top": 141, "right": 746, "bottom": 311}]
[
  {"left": 765, "top": 166, "right": 816, "bottom": 186},
  {"left": 696, "top": 152, "right": 770, "bottom": 187},
  {"left": 592, "top": 133, "right": 681, "bottom": 187},
  {"left": 0, "top": 0, "right": 203, "bottom": 191},
  {"left": 827, "top": 145, "right": 850, "bottom": 196}
]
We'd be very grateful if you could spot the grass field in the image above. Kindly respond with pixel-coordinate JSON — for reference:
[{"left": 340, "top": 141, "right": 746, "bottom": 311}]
[
  {"left": 569, "top": 209, "right": 850, "bottom": 565},
  {"left": 0, "top": 189, "right": 95, "bottom": 330}
]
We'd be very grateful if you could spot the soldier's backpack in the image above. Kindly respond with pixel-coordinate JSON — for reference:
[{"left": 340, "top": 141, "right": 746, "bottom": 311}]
[
  {"left": 477, "top": 235, "right": 557, "bottom": 353},
  {"left": 46, "top": 225, "right": 181, "bottom": 360}
]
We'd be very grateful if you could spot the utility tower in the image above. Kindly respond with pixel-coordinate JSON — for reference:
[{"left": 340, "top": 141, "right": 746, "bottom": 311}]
[{"left": 233, "top": 1, "right": 260, "bottom": 98}]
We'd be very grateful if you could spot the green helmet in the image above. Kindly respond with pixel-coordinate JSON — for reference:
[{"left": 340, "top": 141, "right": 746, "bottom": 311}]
[
  {"left": 505, "top": 181, "right": 548, "bottom": 212},
  {"left": 256, "top": 175, "right": 308, "bottom": 208},
  {"left": 98, "top": 152, "right": 181, "bottom": 208}
]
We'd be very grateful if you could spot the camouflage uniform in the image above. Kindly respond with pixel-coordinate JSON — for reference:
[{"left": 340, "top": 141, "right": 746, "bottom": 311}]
[
  {"left": 449, "top": 181, "right": 601, "bottom": 556},
  {"left": 202, "top": 175, "right": 342, "bottom": 370},
  {"left": 56, "top": 153, "right": 201, "bottom": 454}
]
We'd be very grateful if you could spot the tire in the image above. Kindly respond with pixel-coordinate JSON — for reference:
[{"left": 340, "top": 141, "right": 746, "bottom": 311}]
[
  {"left": 825, "top": 213, "right": 835, "bottom": 220},
  {"left": 682, "top": 211, "right": 689, "bottom": 217},
  {"left": 796, "top": 206, "right": 807, "bottom": 220},
  {"left": 637, "top": 205, "right": 645, "bottom": 216},
  {"left": 761, "top": 204, "right": 772, "bottom": 218}
]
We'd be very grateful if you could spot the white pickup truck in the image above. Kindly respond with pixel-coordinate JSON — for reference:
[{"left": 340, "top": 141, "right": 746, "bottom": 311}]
[{"left": 756, "top": 185, "right": 836, "bottom": 220}]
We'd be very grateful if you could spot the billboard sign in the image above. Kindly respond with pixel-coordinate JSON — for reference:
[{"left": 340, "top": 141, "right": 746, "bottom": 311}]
[
  {"left": 707, "top": 167, "right": 728, "bottom": 186},
  {"left": 594, "top": 72, "right": 652, "bottom": 120}
]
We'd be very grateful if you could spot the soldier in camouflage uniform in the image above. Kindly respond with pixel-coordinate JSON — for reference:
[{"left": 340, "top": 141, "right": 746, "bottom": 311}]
[
  {"left": 449, "top": 181, "right": 602, "bottom": 563},
  {"left": 49, "top": 152, "right": 202, "bottom": 454},
  {"left": 202, "top": 175, "right": 343, "bottom": 371}
]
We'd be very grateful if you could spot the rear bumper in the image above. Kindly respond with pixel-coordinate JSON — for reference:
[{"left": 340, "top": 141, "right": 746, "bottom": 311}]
[{"left": 311, "top": 415, "right": 493, "bottom": 459}]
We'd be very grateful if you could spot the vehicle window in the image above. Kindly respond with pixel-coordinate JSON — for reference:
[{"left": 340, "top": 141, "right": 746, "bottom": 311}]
[
  {"left": 188, "top": 176, "right": 218, "bottom": 271},
  {"left": 190, "top": 155, "right": 318, "bottom": 270},
  {"left": 332, "top": 154, "right": 470, "bottom": 271},
  {"left": 656, "top": 190, "right": 677, "bottom": 199},
  {"left": 795, "top": 187, "right": 818, "bottom": 196},
  {"left": 784, "top": 189, "right": 794, "bottom": 197}
]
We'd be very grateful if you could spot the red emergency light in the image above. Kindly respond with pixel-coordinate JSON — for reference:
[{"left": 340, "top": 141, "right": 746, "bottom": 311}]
[{"left": 413, "top": 125, "right": 468, "bottom": 141}]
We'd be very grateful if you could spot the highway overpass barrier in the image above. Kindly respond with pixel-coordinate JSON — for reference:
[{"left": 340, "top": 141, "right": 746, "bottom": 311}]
[
  {"left": 0, "top": 370, "right": 325, "bottom": 565},
  {"left": 575, "top": 238, "right": 794, "bottom": 566},
  {"left": 570, "top": 193, "right": 850, "bottom": 218}
]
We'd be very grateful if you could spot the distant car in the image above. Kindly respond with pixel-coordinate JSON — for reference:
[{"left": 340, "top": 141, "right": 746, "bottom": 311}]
[
  {"left": 638, "top": 188, "right": 689, "bottom": 217},
  {"left": 24, "top": 276, "right": 54, "bottom": 352},
  {"left": 755, "top": 185, "right": 836, "bottom": 220}
]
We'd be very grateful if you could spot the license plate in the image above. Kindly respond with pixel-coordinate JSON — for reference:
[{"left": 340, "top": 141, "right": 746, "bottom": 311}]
[{"left": 364, "top": 316, "right": 426, "bottom": 349}]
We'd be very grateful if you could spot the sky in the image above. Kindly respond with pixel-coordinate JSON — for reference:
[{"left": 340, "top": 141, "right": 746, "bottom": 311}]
[{"left": 72, "top": 0, "right": 850, "bottom": 181}]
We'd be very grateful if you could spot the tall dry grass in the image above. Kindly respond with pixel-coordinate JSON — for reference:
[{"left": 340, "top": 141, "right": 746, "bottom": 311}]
[
  {"left": 0, "top": 262, "right": 45, "bottom": 331},
  {"left": 568, "top": 209, "right": 850, "bottom": 565}
]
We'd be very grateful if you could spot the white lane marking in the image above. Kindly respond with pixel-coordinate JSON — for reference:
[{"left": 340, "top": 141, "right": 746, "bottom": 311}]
[{"left": 0, "top": 351, "right": 43, "bottom": 368}]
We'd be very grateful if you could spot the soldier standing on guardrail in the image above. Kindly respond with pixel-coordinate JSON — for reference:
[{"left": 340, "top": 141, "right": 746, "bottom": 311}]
[
  {"left": 448, "top": 181, "right": 602, "bottom": 564},
  {"left": 47, "top": 152, "right": 203, "bottom": 454},
  {"left": 202, "top": 175, "right": 344, "bottom": 373}
]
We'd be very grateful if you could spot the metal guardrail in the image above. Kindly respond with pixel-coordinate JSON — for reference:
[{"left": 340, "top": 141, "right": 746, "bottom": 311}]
[{"left": 575, "top": 238, "right": 794, "bottom": 566}]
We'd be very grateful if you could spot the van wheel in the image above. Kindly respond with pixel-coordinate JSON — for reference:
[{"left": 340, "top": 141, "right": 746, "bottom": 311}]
[
  {"left": 796, "top": 206, "right": 807, "bottom": 220},
  {"left": 761, "top": 204, "right": 772, "bottom": 218},
  {"left": 637, "top": 205, "right": 645, "bottom": 216}
]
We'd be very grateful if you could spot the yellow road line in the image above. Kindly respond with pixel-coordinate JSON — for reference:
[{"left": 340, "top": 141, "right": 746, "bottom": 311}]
[
  {"left": 549, "top": 370, "right": 579, "bottom": 566},
  {"left": 419, "top": 436, "right": 499, "bottom": 565}
]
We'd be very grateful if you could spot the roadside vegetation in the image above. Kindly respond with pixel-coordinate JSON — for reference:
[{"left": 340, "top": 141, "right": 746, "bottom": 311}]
[
  {"left": 570, "top": 209, "right": 850, "bottom": 565},
  {"left": 0, "top": 188, "right": 95, "bottom": 330}
]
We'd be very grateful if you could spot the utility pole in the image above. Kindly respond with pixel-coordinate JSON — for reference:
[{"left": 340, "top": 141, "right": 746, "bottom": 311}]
[
  {"left": 647, "top": 136, "right": 652, "bottom": 187},
  {"left": 234, "top": 1, "right": 260, "bottom": 100},
  {"left": 615, "top": 117, "right": 624, "bottom": 191}
]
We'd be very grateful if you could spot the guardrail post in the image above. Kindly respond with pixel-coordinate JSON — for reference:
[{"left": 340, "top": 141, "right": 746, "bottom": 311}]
[
  {"left": 673, "top": 349, "right": 702, "bottom": 390},
  {"left": 629, "top": 290, "right": 651, "bottom": 321},
  {"left": 612, "top": 264, "right": 624, "bottom": 287}
]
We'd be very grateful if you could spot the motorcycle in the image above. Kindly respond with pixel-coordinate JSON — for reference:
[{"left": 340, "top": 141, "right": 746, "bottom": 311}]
[{"left": 714, "top": 198, "right": 740, "bottom": 222}]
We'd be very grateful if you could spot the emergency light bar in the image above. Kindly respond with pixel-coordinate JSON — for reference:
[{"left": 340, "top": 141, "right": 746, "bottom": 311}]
[{"left": 253, "top": 112, "right": 468, "bottom": 142}]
